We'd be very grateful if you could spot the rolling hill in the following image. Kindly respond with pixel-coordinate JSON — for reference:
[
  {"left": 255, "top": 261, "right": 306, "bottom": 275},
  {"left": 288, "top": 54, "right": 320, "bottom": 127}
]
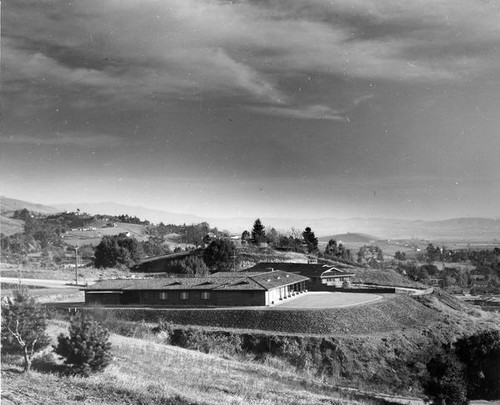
[
  {"left": 318, "top": 233, "right": 379, "bottom": 243},
  {"left": 0, "top": 196, "right": 59, "bottom": 215},
  {"left": 2, "top": 196, "right": 500, "bottom": 242}
]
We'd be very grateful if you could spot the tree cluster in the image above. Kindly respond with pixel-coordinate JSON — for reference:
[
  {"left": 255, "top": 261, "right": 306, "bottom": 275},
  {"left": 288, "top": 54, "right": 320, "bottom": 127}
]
[
  {"left": 423, "top": 243, "right": 500, "bottom": 266},
  {"left": 324, "top": 239, "right": 353, "bottom": 261},
  {"left": 94, "top": 233, "right": 144, "bottom": 269},
  {"left": 166, "top": 256, "right": 210, "bottom": 276},
  {"left": 153, "top": 221, "right": 222, "bottom": 246},
  {"left": 203, "top": 239, "right": 236, "bottom": 271},
  {"left": 357, "top": 245, "right": 384, "bottom": 264},
  {"left": 242, "top": 219, "right": 324, "bottom": 256}
]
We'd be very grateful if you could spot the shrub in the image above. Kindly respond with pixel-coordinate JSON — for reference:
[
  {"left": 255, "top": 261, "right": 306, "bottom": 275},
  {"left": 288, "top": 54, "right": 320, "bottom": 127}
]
[
  {"left": 54, "top": 314, "right": 112, "bottom": 377},
  {"left": 1, "top": 290, "right": 51, "bottom": 372},
  {"left": 455, "top": 329, "right": 500, "bottom": 400},
  {"left": 423, "top": 352, "right": 467, "bottom": 405}
]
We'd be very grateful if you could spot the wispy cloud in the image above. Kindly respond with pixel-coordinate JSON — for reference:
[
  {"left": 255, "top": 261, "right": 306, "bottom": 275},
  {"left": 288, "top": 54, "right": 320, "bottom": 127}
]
[
  {"left": 1, "top": 132, "right": 122, "bottom": 147},
  {"left": 249, "top": 104, "right": 347, "bottom": 121}
]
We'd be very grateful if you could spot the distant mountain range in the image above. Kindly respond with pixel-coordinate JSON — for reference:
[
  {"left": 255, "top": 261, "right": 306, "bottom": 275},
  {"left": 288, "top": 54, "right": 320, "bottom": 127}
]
[
  {"left": 318, "top": 233, "right": 379, "bottom": 243},
  {"left": 1, "top": 196, "right": 499, "bottom": 242},
  {"left": 0, "top": 196, "right": 60, "bottom": 215}
]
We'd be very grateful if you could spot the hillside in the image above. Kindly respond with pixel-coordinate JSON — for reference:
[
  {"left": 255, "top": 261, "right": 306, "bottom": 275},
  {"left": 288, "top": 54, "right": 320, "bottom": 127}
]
[
  {"left": 0, "top": 196, "right": 59, "bottom": 215},
  {"left": 76, "top": 291, "right": 500, "bottom": 398},
  {"left": 2, "top": 321, "right": 372, "bottom": 405},
  {"left": 318, "top": 233, "right": 379, "bottom": 243},
  {"left": 0, "top": 216, "right": 24, "bottom": 236},
  {"left": 3, "top": 196, "right": 500, "bottom": 242}
]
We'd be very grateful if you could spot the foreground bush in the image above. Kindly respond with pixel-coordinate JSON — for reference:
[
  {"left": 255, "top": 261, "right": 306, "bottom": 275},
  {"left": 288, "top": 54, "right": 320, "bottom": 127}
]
[
  {"left": 54, "top": 314, "right": 112, "bottom": 377},
  {"left": 1, "top": 290, "right": 51, "bottom": 373},
  {"left": 424, "top": 329, "right": 500, "bottom": 403}
]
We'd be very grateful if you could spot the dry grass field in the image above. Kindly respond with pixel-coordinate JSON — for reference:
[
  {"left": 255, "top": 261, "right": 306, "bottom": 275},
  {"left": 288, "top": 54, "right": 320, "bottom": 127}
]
[
  {"left": 62, "top": 222, "right": 149, "bottom": 247},
  {"left": 1, "top": 321, "right": 373, "bottom": 405}
]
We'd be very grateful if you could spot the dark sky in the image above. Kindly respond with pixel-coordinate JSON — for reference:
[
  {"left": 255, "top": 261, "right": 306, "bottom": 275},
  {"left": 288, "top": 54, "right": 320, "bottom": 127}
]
[{"left": 1, "top": 0, "right": 499, "bottom": 219}]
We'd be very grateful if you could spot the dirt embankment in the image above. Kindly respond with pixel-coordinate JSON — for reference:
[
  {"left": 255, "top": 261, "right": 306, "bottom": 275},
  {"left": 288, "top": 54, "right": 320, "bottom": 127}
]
[{"left": 80, "top": 295, "right": 441, "bottom": 335}]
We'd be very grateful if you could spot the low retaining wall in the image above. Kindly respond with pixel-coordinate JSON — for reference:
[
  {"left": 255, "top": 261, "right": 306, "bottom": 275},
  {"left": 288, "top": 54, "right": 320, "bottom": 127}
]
[
  {"left": 308, "top": 285, "right": 433, "bottom": 295},
  {"left": 309, "top": 285, "right": 396, "bottom": 294}
]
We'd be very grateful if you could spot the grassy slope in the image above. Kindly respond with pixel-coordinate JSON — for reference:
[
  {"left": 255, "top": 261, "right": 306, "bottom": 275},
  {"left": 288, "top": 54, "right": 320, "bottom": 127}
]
[
  {"left": 0, "top": 216, "right": 24, "bottom": 236},
  {"left": 2, "top": 322, "right": 369, "bottom": 405},
  {"left": 62, "top": 222, "right": 149, "bottom": 247},
  {"left": 84, "top": 291, "right": 500, "bottom": 397}
]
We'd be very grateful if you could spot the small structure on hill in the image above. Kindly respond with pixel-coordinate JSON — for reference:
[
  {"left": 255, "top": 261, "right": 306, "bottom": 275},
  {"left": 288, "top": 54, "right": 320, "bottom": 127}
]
[
  {"left": 83, "top": 270, "right": 309, "bottom": 307},
  {"left": 247, "top": 262, "right": 355, "bottom": 288}
]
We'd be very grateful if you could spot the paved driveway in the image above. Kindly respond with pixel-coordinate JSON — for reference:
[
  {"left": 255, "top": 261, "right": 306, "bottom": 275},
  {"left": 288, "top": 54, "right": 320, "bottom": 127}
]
[
  {"left": 273, "top": 291, "right": 382, "bottom": 309},
  {"left": 0, "top": 277, "right": 82, "bottom": 289}
]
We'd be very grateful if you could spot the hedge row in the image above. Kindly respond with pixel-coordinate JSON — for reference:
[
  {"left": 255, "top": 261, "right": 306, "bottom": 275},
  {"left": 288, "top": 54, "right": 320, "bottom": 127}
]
[{"left": 81, "top": 296, "right": 440, "bottom": 335}]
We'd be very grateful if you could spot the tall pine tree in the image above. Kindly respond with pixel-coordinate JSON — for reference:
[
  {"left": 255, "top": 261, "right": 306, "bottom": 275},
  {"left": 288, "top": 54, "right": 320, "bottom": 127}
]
[
  {"left": 302, "top": 227, "right": 318, "bottom": 253},
  {"left": 251, "top": 218, "right": 266, "bottom": 244}
]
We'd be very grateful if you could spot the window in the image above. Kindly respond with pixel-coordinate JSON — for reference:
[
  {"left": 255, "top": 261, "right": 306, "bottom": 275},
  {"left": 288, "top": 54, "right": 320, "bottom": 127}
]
[
  {"left": 201, "top": 292, "right": 210, "bottom": 300},
  {"left": 159, "top": 292, "right": 168, "bottom": 300},
  {"left": 180, "top": 292, "right": 189, "bottom": 300}
]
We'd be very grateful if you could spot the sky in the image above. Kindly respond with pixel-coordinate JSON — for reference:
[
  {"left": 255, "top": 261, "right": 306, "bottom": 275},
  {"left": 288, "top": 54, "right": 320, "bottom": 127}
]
[{"left": 1, "top": 0, "right": 500, "bottom": 220}]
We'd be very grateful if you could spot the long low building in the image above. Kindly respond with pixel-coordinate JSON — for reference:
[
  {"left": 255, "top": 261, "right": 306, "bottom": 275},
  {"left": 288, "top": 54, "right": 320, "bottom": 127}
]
[{"left": 84, "top": 270, "right": 309, "bottom": 307}]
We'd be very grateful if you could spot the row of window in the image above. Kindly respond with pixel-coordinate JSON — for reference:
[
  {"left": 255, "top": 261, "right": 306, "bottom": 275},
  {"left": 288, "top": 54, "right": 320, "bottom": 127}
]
[{"left": 155, "top": 291, "right": 211, "bottom": 300}]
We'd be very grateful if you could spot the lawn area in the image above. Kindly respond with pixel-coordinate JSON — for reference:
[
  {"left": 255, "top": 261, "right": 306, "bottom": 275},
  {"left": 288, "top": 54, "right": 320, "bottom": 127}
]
[{"left": 273, "top": 292, "right": 382, "bottom": 309}]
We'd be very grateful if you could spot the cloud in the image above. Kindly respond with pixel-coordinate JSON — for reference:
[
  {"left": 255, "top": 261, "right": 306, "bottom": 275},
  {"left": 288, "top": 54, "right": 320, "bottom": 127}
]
[
  {"left": 1, "top": 132, "right": 122, "bottom": 147},
  {"left": 3, "top": 0, "right": 500, "bottom": 119},
  {"left": 248, "top": 104, "right": 347, "bottom": 121}
]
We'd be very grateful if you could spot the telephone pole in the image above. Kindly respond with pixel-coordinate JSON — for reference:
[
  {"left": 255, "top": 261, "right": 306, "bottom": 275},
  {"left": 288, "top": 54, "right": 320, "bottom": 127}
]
[{"left": 74, "top": 246, "right": 79, "bottom": 285}]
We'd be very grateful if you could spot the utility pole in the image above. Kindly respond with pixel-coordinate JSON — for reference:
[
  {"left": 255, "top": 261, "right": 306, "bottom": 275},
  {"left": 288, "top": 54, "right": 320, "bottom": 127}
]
[{"left": 74, "top": 246, "right": 79, "bottom": 285}]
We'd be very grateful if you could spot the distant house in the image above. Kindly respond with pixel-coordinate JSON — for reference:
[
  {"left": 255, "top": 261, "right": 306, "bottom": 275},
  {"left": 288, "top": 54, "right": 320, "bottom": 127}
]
[
  {"left": 83, "top": 270, "right": 309, "bottom": 307},
  {"left": 246, "top": 262, "right": 355, "bottom": 288}
]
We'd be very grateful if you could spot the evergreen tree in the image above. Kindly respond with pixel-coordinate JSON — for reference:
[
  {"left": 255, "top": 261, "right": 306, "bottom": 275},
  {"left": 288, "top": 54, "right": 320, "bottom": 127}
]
[
  {"left": 55, "top": 314, "right": 112, "bottom": 377},
  {"left": 251, "top": 219, "right": 266, "bottom": 244},
  {"left": 1, "top": 290, "right": 51, "bottom": 373},
  {"left": 302, "top": 227, "right": 318, "bottom": 253}
]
